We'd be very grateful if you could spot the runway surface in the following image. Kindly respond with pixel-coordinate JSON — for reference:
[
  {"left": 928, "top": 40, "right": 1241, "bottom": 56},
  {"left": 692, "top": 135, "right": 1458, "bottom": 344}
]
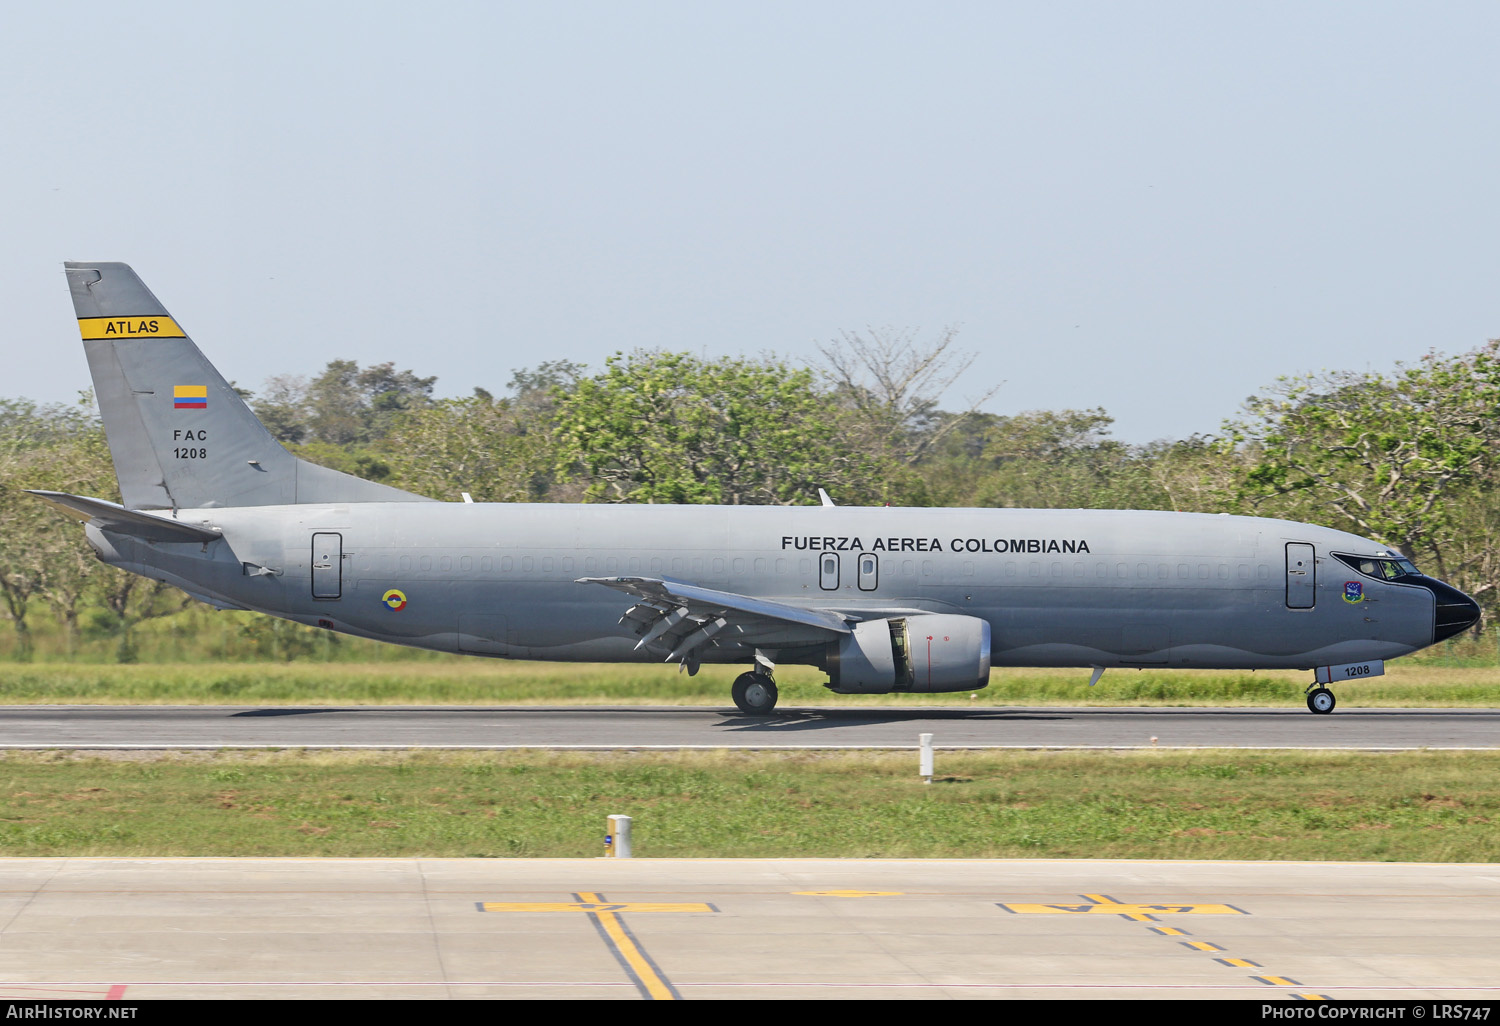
[
  {"left": 0, "top": 857, "right": 1495, "bottom": 1000},
  {"left": 1, "top": 704, "right": 1497, "bottom": 749}
]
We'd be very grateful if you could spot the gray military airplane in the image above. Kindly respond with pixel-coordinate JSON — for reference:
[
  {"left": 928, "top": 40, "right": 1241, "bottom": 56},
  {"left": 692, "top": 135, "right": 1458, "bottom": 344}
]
[{"left": 32, "top": 262, "right": 1480, "bottom": 715}]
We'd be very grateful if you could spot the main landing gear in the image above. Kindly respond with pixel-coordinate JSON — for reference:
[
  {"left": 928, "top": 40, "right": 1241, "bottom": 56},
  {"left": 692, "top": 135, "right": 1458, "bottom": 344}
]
[
  {"left": 1306, "top": 684, "right": 1337, "bottom": 715},
  {"left": 732, "top": 671, "right": 779, "bottom": 716}
]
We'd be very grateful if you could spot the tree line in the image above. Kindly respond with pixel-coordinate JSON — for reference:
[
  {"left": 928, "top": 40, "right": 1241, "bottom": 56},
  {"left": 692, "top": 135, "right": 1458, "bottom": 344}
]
[{"left": 3, "top": 327, "right": 1498, "bottom": 659}]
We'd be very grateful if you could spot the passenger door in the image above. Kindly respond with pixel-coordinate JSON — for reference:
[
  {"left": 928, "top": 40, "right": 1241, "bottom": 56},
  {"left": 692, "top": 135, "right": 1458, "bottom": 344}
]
[{"left": 1286, "top": 543, "right": 1315, "bottom": 609}]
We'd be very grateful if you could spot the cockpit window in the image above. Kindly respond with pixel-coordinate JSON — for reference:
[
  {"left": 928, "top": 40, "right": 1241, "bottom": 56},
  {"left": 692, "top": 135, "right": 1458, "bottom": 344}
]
[{"left": 1334, "top": 552, "right": 1420, "bottom": 581}]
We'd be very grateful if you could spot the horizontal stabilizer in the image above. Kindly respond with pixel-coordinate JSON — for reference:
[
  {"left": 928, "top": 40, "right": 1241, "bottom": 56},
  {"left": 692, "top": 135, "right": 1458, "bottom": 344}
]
[{"left": 26, "top": 490, "right": 222, "bottom": 543}]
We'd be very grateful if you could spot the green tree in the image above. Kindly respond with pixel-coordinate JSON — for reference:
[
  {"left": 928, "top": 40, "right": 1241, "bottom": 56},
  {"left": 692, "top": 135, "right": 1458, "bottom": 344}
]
[
  {"left": 0, "top": 398, "right": 114, "bottom": 657},
  {"left": 1227, "top": 341, "right": 1500, "bottom": 580},
  {"left": 301, "top": 360, "right": 438, "bottom": 446},
  {"left": 554, "top": 351, "right": 876, "bottom": 505},
  {"left": 818, "top": 326, "right": 999, "bottom": 504},
  {"left": 385, "top": 393, "right": 570, "bottom": 503}
]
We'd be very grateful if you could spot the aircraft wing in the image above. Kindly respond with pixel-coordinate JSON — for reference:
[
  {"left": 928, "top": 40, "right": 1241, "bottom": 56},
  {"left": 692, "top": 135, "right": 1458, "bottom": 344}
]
[
  {"left": 577, "top": 575, "right": 852, "bottom": 669},
  {"left": 27, "top": 490, "right": 222, "bottom": 544}
]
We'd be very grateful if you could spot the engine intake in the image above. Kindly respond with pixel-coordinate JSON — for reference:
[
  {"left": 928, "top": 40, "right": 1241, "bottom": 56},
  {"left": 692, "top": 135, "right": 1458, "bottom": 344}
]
[{"left": 826, "top": 614, "right": 991, "bottom": 694}]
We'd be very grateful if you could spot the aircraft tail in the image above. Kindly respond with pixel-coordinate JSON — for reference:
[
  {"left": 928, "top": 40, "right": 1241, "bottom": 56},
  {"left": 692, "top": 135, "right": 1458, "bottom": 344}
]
[{"left": 64, "top": 262, "right": 433, "bottom": 510}]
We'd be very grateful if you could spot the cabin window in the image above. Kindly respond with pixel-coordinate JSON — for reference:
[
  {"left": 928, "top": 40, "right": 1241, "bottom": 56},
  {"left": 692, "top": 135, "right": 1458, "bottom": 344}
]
[
  {"left": 419, "top": 556, "right": 432, "bottom": 572},
  {"left": 521, "top": 556, "right": 533, "bottom": 573},
  {"left": 542, "top": 557, "right": 554, "bottom": 573},
  {"left": 502, "top": 556, "right": 514, "bottom": 572}
]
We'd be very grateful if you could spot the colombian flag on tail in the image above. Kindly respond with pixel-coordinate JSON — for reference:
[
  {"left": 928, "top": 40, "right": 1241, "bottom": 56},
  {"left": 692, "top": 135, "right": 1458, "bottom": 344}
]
[{"left": 173, "top": 385, "right": 207, "bottom": 410}]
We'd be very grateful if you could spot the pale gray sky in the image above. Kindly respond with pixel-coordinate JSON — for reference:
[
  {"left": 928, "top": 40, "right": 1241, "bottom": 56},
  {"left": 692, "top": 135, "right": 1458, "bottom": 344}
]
[{"left": 4, "top": 1, "right": 1497, "bottom": 442}]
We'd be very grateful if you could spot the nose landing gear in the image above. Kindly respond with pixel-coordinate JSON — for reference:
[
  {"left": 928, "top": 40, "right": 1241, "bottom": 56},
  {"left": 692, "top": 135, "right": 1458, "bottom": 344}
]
[{"left": 1305, "top": 683, "right": 1337, "bottom": 714}]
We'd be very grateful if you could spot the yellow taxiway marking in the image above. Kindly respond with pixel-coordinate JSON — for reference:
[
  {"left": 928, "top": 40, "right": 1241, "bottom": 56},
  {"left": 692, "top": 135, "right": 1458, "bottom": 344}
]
[
  {"left": 1183, "top": 941, "right": 1224, "bottom": 952},
  {"left": 793, "top": 891, "right": 904, "bottom": 897},
  {"left": 480, "top": 901, "right": 715, "bottom": 913},
  {"left": 576, "top": 891, "right": 679, "bottom": 1001},
  {"left": 480, "top": 892, "right": 714, "bottom": 1000},
  {"left": 1255, "top": 975, "right": 1302, "bottom": 987},
  {"left": 999, "top": 893, "right": 1247, "bottom": 919}
]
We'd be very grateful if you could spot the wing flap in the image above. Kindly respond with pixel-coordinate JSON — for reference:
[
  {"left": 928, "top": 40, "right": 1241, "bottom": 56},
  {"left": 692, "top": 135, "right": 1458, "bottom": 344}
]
[{"left": 578, "top": 575, "right": 852, "bottom": 670}]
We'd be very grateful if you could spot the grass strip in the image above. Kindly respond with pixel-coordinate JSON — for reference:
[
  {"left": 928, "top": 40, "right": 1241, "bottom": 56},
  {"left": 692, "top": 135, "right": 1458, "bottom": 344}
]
[
  {"left": 0, "top": 661, "right": 1497, "bottom": 707},
  {"left": 1, "top": 748, "right": 1496, "bottom": 861}
]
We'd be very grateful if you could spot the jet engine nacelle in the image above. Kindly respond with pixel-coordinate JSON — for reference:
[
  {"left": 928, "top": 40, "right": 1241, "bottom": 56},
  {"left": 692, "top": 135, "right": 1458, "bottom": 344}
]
[{"left": 826, "top": 614, "right": 992, "bottom": 694}]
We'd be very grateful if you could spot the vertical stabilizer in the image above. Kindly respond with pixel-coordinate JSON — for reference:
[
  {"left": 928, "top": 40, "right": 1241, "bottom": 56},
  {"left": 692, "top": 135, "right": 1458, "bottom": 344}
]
[{"left": 64, "top": 262, "right": 433, "bottom": 509}]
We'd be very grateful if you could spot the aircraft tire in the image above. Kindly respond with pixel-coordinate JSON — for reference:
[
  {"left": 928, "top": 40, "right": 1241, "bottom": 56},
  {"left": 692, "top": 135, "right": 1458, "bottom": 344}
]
[
  {"left": 1306, "top": 687, "right": 1336, "bottom": 714},
  {"left": 732, "top": 672, "right": 778, "bottom": 716}
]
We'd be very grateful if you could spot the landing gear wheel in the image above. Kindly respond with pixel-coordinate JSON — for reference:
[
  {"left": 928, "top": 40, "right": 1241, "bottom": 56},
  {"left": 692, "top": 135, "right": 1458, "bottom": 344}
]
[
  {"left": 732, "top": 672, "right": 779, "bottom": 715},
  {"left": 1307, "top": 687, "right": 1336, "bottom": 715}
]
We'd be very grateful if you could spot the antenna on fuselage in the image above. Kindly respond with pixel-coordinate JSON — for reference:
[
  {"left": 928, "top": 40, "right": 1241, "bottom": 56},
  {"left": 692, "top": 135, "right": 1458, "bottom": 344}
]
[{"left": 818, "top": 488, "right": 836, "bottom": 507}]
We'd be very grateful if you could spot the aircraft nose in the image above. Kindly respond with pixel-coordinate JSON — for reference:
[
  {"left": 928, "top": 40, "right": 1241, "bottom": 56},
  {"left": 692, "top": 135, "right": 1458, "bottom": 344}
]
[{"left": 1425, "top": 578, "right": 1481, "bottom": 643}]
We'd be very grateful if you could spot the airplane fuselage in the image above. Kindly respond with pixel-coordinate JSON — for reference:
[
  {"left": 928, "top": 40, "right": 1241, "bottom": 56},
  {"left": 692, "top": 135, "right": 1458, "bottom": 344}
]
[{"left": 86, "top": 502, "right": 1445, "bottom": 673}]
